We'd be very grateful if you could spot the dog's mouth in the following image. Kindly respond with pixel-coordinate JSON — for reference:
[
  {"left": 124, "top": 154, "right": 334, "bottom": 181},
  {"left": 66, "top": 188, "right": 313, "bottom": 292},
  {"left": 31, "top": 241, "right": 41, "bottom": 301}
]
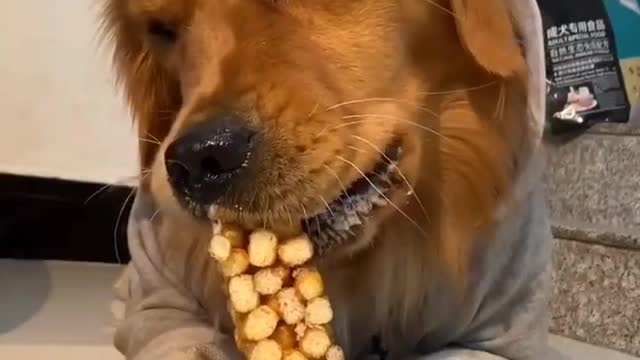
[
  {"left": 303, "top": 141, "right": 402, "bottom": 255},
  {"left": 201, "top": 140, "right": 403, "bottom": 255}
]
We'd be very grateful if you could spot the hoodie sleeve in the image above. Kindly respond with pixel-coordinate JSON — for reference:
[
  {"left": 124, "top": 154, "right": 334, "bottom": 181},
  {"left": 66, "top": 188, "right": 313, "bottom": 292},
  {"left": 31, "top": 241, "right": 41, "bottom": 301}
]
[{"left": 112, "top": 192, "right": 242, "bottom": 360}]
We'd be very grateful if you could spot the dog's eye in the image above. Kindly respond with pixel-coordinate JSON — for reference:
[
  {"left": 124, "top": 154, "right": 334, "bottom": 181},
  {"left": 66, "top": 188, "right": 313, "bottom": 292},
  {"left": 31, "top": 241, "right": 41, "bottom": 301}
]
[{"left": 147, "top": 20, "right": 177, "bottom": 44}]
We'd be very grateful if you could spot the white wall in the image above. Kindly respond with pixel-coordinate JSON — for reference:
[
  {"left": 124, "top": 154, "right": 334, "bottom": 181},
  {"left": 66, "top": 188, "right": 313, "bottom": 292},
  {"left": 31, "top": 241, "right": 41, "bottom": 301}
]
[{"left": 0, "top": 1, "right": 139, "bottom": 184}]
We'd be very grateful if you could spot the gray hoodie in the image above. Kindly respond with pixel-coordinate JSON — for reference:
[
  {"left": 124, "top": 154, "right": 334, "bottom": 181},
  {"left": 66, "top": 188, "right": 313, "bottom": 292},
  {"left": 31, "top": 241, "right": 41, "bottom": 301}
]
[{"left": 111, "top": 1, "right": 562, "bottom": 359}]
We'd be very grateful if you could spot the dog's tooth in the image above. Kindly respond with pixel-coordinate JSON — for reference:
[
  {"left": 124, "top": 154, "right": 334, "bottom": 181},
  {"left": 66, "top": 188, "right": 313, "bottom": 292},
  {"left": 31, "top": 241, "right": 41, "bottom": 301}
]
[
  {"left": 331, "top": 216, "right": 350, "bottom": 231},
  {"left": 344, "top": 204, "right": 357, "bottom": 217},
  {"left": 302, "top": 143, "right": 405, "bottom": 248},
  {"left": 345, "top": 212, "right": 361, "bottom": 226},
  {"left": 385, "top": 164, "right": 395, "bottom": 173},
  {"left": 381, "top": 174, "right": 394, "bottom": 184},
  {"left": 329, "top": 204, "right": 342, "bottom": 215},
  {"left": 343, "top": 201, "right": 357, "bottom": 214},
  {"left": 327, "top": 210, "right": 342, "bottom": 223},
  {"left": 372, "top": 195, "right": 388, "bottom": 207},
  {"left": 367, "top": 189, "right": 381, "bottom": 200},
  {"left": 336, "top": 222, "right": 351, "bottom": 232},
  {"left": 355, "top": 199, "right": 372, "bottom": 214},
  {"left": 335, "top": 228, "right": 350, "bottom": 242},
  {"left": 319, "top": 213, "right": 333, "bottom": 225},
  {"left": 208, "top": 205, "right": 219, "bottom": 220},
  {"left": 325, "top": 226, "right": 341, "bottom": 239}
]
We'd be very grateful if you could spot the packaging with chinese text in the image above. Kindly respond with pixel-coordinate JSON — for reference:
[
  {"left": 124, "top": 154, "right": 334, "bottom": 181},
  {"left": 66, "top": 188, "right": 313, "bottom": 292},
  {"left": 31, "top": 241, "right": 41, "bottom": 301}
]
[{"left": 538, "top": 0, "right": 640, "bottom": 132}]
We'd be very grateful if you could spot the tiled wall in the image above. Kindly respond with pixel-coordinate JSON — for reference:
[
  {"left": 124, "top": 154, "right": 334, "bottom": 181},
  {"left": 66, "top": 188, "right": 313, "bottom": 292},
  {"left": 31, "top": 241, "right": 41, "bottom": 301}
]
[{"left": 546, "top": 121, "right": 640, "bottom": 356}]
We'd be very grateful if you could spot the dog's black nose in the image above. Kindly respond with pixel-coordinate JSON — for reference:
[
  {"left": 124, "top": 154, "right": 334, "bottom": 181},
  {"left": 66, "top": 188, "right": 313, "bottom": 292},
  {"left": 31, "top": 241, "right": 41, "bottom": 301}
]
[{"left": 165, "top": 113, "right": 256, "bottom": 205}]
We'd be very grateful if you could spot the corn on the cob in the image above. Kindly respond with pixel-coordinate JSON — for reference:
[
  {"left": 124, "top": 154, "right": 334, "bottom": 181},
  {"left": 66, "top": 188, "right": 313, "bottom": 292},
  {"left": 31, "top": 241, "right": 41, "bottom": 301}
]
[{"left": 209, "top": 222, "right": 344, "bottom": 360}]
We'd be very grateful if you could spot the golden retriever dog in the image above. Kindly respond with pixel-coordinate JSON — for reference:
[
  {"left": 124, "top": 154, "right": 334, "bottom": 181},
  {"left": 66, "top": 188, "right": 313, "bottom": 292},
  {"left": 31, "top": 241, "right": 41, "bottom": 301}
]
[{"left": 103, "top": 0, "right": 555, "bottom": 359}]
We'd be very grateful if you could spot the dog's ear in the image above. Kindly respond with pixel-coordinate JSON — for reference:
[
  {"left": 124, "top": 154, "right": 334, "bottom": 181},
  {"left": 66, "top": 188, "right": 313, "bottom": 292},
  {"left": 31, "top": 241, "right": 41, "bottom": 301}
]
[
  {"left": 450, "top": 0, "right": 525, "bottom": 78},
  {"left": 101, "top": 1, "right": 180, "bottom": 186}
]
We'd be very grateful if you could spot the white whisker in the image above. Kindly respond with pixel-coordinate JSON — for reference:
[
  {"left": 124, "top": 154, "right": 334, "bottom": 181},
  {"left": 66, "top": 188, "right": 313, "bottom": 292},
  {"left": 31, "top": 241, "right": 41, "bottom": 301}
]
[
  {"left": 351, "top": 135, "right": 430, "bottom": 224},
  {"left": 284, "top": 203, "right": 294, "bottom": 227},
  {"left": 324, "top": 81, "right": 497, "bottom": 114},
  {"left": 298, "top": 197, "right": 311, "bottom": 232},
  {"left": 323, "top": 164, "right": 353, "bottom": 202},
  {"left": 308, "top": 101, "right": 321, "bottom": 119},
  {"left": 346, "top": 145, "right": 366, "bottom": 154},
  {"left": 113, "top": 187, "right": 137, "bottom": 264},
  {"left": 263, "top": 195, "right": 271, "bottom": 229},
  {"left": 323, "top": 114, "right": 451, "bottom": 143},
  {"left": 336, "top": 156, "right": 426, "bottom": 236},
  {"left": 150, "top": 209, "right": 161, "bottom": 223},
  {"left": 144, "top": 131, "right": 162, "bottom": 145},
  {"left": 276, "top": 192, "right": 294, "bottom": 227},
  {"left": 139, "top": 137, "right": 161, "bottom": 146},
  {"left": 111, "top": 171, "right": 152, "bottom": 264},
  {"left": 418, "top": 80, "right": 499, "bottom": 95},
  {"left": 326, "top": 99, "right": 438, "bottom": 119},
  {"left": 84, "top": 172, "right": 148, "bottom": 205},
  {"left": 422, "top": 0, "right": 463, "bottom": 20},
  {"left": 318, "top": 195, "right": 335, "bottom": 216},
  {"left": 494, "top": 81, "right": 507, "bottom": 121}
]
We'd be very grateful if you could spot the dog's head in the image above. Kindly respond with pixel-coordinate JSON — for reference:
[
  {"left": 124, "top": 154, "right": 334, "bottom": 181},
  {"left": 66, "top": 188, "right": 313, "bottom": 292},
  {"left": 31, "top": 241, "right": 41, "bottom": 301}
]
[{"left": 103, "top": 0, "right": 531, "bottom": 270}]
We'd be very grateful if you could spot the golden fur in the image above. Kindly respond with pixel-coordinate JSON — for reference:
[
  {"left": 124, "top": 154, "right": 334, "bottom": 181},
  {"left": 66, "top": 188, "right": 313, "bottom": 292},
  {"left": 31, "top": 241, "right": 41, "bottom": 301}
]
[{"left": 102, "top": 0, "right": 534, "bottom": 351}]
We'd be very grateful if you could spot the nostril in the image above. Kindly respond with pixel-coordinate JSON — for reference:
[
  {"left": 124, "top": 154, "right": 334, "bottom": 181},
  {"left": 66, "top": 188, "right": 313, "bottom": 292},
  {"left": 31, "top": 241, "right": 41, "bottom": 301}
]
[
  {"left": 166, "top": 159, "right": 191, "bottom": 185},
  {"left": 199, "top": 143, "right": 249, "bottom": 178},
  {"left": 200, "top": 156, "right": 223, "bottom": 178},
  {"left": 164, "top": 114, "right": 257, "bottom": 206}
]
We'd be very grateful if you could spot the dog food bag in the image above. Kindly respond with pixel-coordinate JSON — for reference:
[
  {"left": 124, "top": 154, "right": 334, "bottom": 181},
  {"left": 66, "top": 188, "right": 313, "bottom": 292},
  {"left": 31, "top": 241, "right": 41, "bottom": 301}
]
[
  {"left": 538, "top": 0, "right": 640, "bottom": 133},
  {"left": 209, "top": 222, "right": 344, "bottom": 360}
]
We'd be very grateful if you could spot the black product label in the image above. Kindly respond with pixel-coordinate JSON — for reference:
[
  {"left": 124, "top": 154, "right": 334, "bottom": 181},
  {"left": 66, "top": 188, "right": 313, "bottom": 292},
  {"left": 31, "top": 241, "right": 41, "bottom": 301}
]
[{"left": 538, "top": 0, "right": 631, "bottom": 132}]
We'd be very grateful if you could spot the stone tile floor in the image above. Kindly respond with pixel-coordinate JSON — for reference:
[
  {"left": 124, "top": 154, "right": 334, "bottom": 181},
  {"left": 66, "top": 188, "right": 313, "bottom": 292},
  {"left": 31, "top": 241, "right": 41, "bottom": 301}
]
[{"left": 550, "top": 335, "right": 639, "bottom": 360}]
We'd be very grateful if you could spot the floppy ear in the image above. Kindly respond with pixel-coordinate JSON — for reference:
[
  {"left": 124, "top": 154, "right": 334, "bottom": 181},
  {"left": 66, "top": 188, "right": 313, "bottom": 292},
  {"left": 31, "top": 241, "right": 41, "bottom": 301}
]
[
  {"left": 101, "top": 1, "right": 180, "bottom": 186},
  {"left": 450, "top": 0, "right": 525, "bottom": 78}
]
